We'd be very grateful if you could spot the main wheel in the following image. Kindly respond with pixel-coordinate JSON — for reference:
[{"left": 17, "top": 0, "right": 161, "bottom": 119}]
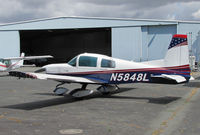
[
  {"left": 97, "top": 86, "right": 110, "bottom": 95},
  {"left": 97, "top": 85, "right": 119, "bottom": 95},
  {"left": 69, "top": 89, "right": 94, "bottom": 98},
  {"left": 54, "top": 87, "right": 68, "bottom": 96}
]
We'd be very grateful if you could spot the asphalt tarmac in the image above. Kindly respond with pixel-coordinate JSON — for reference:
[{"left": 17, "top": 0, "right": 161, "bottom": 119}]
[{"left": 0, "top": 67, "right": 200, "bottom": 135}]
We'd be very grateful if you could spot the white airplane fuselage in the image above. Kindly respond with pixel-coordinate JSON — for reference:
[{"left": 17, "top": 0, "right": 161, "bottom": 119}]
[
  {"left": 39, "top": 34, "right": 190, "bottom": 84},
  {"left": 0, "top": 60, "right": 20, "bottom": 72},
  {"left": 0, "top": 62, "right": 7, "bottom": 71},
  {"left": 42, "top": 52, "right": 190, "bottom": 84}
]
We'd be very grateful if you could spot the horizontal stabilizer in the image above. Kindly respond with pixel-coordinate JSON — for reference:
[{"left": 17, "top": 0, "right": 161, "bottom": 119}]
[
  {"left": 190, "top": 76, "right": 195, "bottom": 81},
  {"left": 151, "top": 74, "right": 187, "bottom": 83}
]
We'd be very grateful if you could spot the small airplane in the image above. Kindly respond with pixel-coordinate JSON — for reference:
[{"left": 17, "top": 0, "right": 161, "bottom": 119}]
[
  {"left": 9, "top": 34, "right": 192, "bottom": 98},
  {"left": 0, "top": 53, "right": 53, "bottom": 72}
]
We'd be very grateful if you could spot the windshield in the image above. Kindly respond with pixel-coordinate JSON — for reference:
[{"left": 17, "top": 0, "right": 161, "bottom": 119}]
[{"left": 68, "top": 56, "right": 77, "bottom": 66}]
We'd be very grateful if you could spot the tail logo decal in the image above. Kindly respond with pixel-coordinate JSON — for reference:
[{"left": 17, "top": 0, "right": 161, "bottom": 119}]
[{"left": 168, "top": 34, "right": 187, "bottom": 49}]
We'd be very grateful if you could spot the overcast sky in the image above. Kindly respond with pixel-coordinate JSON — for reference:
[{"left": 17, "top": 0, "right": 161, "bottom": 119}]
[{"left": 1, "top": 0, "right": 200, "bottom": 23}]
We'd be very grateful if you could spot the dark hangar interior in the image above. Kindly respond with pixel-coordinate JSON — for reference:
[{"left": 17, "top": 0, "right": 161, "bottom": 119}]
[{"left": 20, "top": 28, "right": 111, "bottom": 65}]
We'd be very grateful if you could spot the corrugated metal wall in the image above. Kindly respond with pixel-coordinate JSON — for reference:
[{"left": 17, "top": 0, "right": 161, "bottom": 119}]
[
  {"left": 112, "top": 25, "right": 177, "bottom": 62},
  {"left": 0, "top": 17, "right": 200, "bottom": 62},
  {"left": 0, "top": 31, "right": 20, "bottom": 58},
  {"left": 142, "top": 25, "right": 177, "bottom": 61},
  {"left": 178, "top": 23, "right": 200, "bottom": 62},
  {"left": 0, "top": 17, "right": 177, "bottom": 30},
  {"left": 112, "top": 27, "right": 142, "bottom": 61}
]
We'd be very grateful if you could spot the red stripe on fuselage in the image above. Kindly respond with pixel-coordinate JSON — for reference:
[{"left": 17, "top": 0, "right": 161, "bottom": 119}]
[
  {"left": 0, "top": 64, "right": 7, "bottom": 68},
  {"left": 56, "top": 64, "right": 190, "bottom": 75}
]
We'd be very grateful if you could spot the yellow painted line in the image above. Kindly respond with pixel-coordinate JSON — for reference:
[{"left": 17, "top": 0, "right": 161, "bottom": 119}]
[
  {"left": 0, "top": 115, "right": 5, "bottom": 119},
  {"left": 0, "top": 114, "right": 22, "bottom": 123},
  {"left": 129, "top": 123, "right": 146, "bottom": 130},
  {"left": 7, "top": 117, "right": 22, "bottom": 123},
  {"left": 190, "top": 72, "right": 193, "bottom": 76},
  {"left": 59, "top": 129, "right": 83, "bottom": 134},
  {"left": 185, "top": 88, "right": 197, "bottom": 103},
  {"left": 151, "top": 88, "right": 198, "bottom": 135}
]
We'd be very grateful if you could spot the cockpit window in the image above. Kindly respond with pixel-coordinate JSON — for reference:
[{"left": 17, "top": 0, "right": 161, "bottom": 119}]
[
  {"left": 68, "top": 56, "right": 77, "bottom": 67},
  {"left": 0, "top": 59, "right": 11, "bottom": 66},
  {"left": 79, "top": 56, "right": 97, "bottom": 67},
  {"left": 101, "top": 59, "right": 115, "bottom": 68}
]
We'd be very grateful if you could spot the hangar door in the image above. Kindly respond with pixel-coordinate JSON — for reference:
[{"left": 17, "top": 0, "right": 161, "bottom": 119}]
[
  {"left": 20, "top": 28, "right": 111, "bottom": 64},
  {"left": 141, "top": 25, "right": 177, "bottom": 61},
  {"left": 112, "top": 27, "right": 142, "bottom": 61}
]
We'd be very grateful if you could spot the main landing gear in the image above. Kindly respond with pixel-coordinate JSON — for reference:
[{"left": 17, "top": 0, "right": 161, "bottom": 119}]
[
  {"left": 97, "top": 85, "right": 119, "bottom": 95},
  {"left": 53, "top": 83, "right": 94, "bottom": 98},
  {"left": 68, "top": 84, "right": 94, "bottom": 98},
  {"left": 53, "top": 83, "right": 119, "bottom": 98}
]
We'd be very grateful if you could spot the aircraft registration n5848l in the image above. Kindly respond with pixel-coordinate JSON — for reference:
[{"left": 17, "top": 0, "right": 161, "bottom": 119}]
[{"left": 9, "top": 34, "right": 193, "bottom": 98}]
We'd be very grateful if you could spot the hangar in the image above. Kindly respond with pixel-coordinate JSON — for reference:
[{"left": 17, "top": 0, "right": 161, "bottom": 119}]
[{"left": 0, "top": 16, "right": 200, "bottom": 64}]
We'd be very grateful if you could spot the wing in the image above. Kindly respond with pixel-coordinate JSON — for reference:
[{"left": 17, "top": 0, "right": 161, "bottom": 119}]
[
  {"left": 3, "top": 55, "right": 53, "bottom": 61},
  {"left": 9, "top": 71, "right": 102, "bottom": 84}
]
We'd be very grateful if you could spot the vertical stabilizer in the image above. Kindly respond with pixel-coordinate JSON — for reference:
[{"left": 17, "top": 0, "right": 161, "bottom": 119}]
[
  {"left": 164, "top": 34, "right": 189, "bottom": 67},
  {"left": 18, "top": 52, "right": 25, "bottom": 66}
]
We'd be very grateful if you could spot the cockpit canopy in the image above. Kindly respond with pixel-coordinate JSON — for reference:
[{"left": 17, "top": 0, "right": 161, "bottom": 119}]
[
  {"left": 67, "top": 54, "right": 116, "bottom": 68},
  {"left": 0, "top": 59, "right": 11, "bottom": 66}
]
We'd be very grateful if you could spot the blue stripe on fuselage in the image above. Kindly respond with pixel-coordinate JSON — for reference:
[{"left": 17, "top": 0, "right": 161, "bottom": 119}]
[{"left": 49, "top": 69, "right": 190, "bottom": 84}]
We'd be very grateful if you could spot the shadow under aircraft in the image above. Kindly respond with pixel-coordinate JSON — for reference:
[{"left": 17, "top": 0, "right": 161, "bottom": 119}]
[{"left": 1, "top": 87, "right": 180, "bottom": 110}]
